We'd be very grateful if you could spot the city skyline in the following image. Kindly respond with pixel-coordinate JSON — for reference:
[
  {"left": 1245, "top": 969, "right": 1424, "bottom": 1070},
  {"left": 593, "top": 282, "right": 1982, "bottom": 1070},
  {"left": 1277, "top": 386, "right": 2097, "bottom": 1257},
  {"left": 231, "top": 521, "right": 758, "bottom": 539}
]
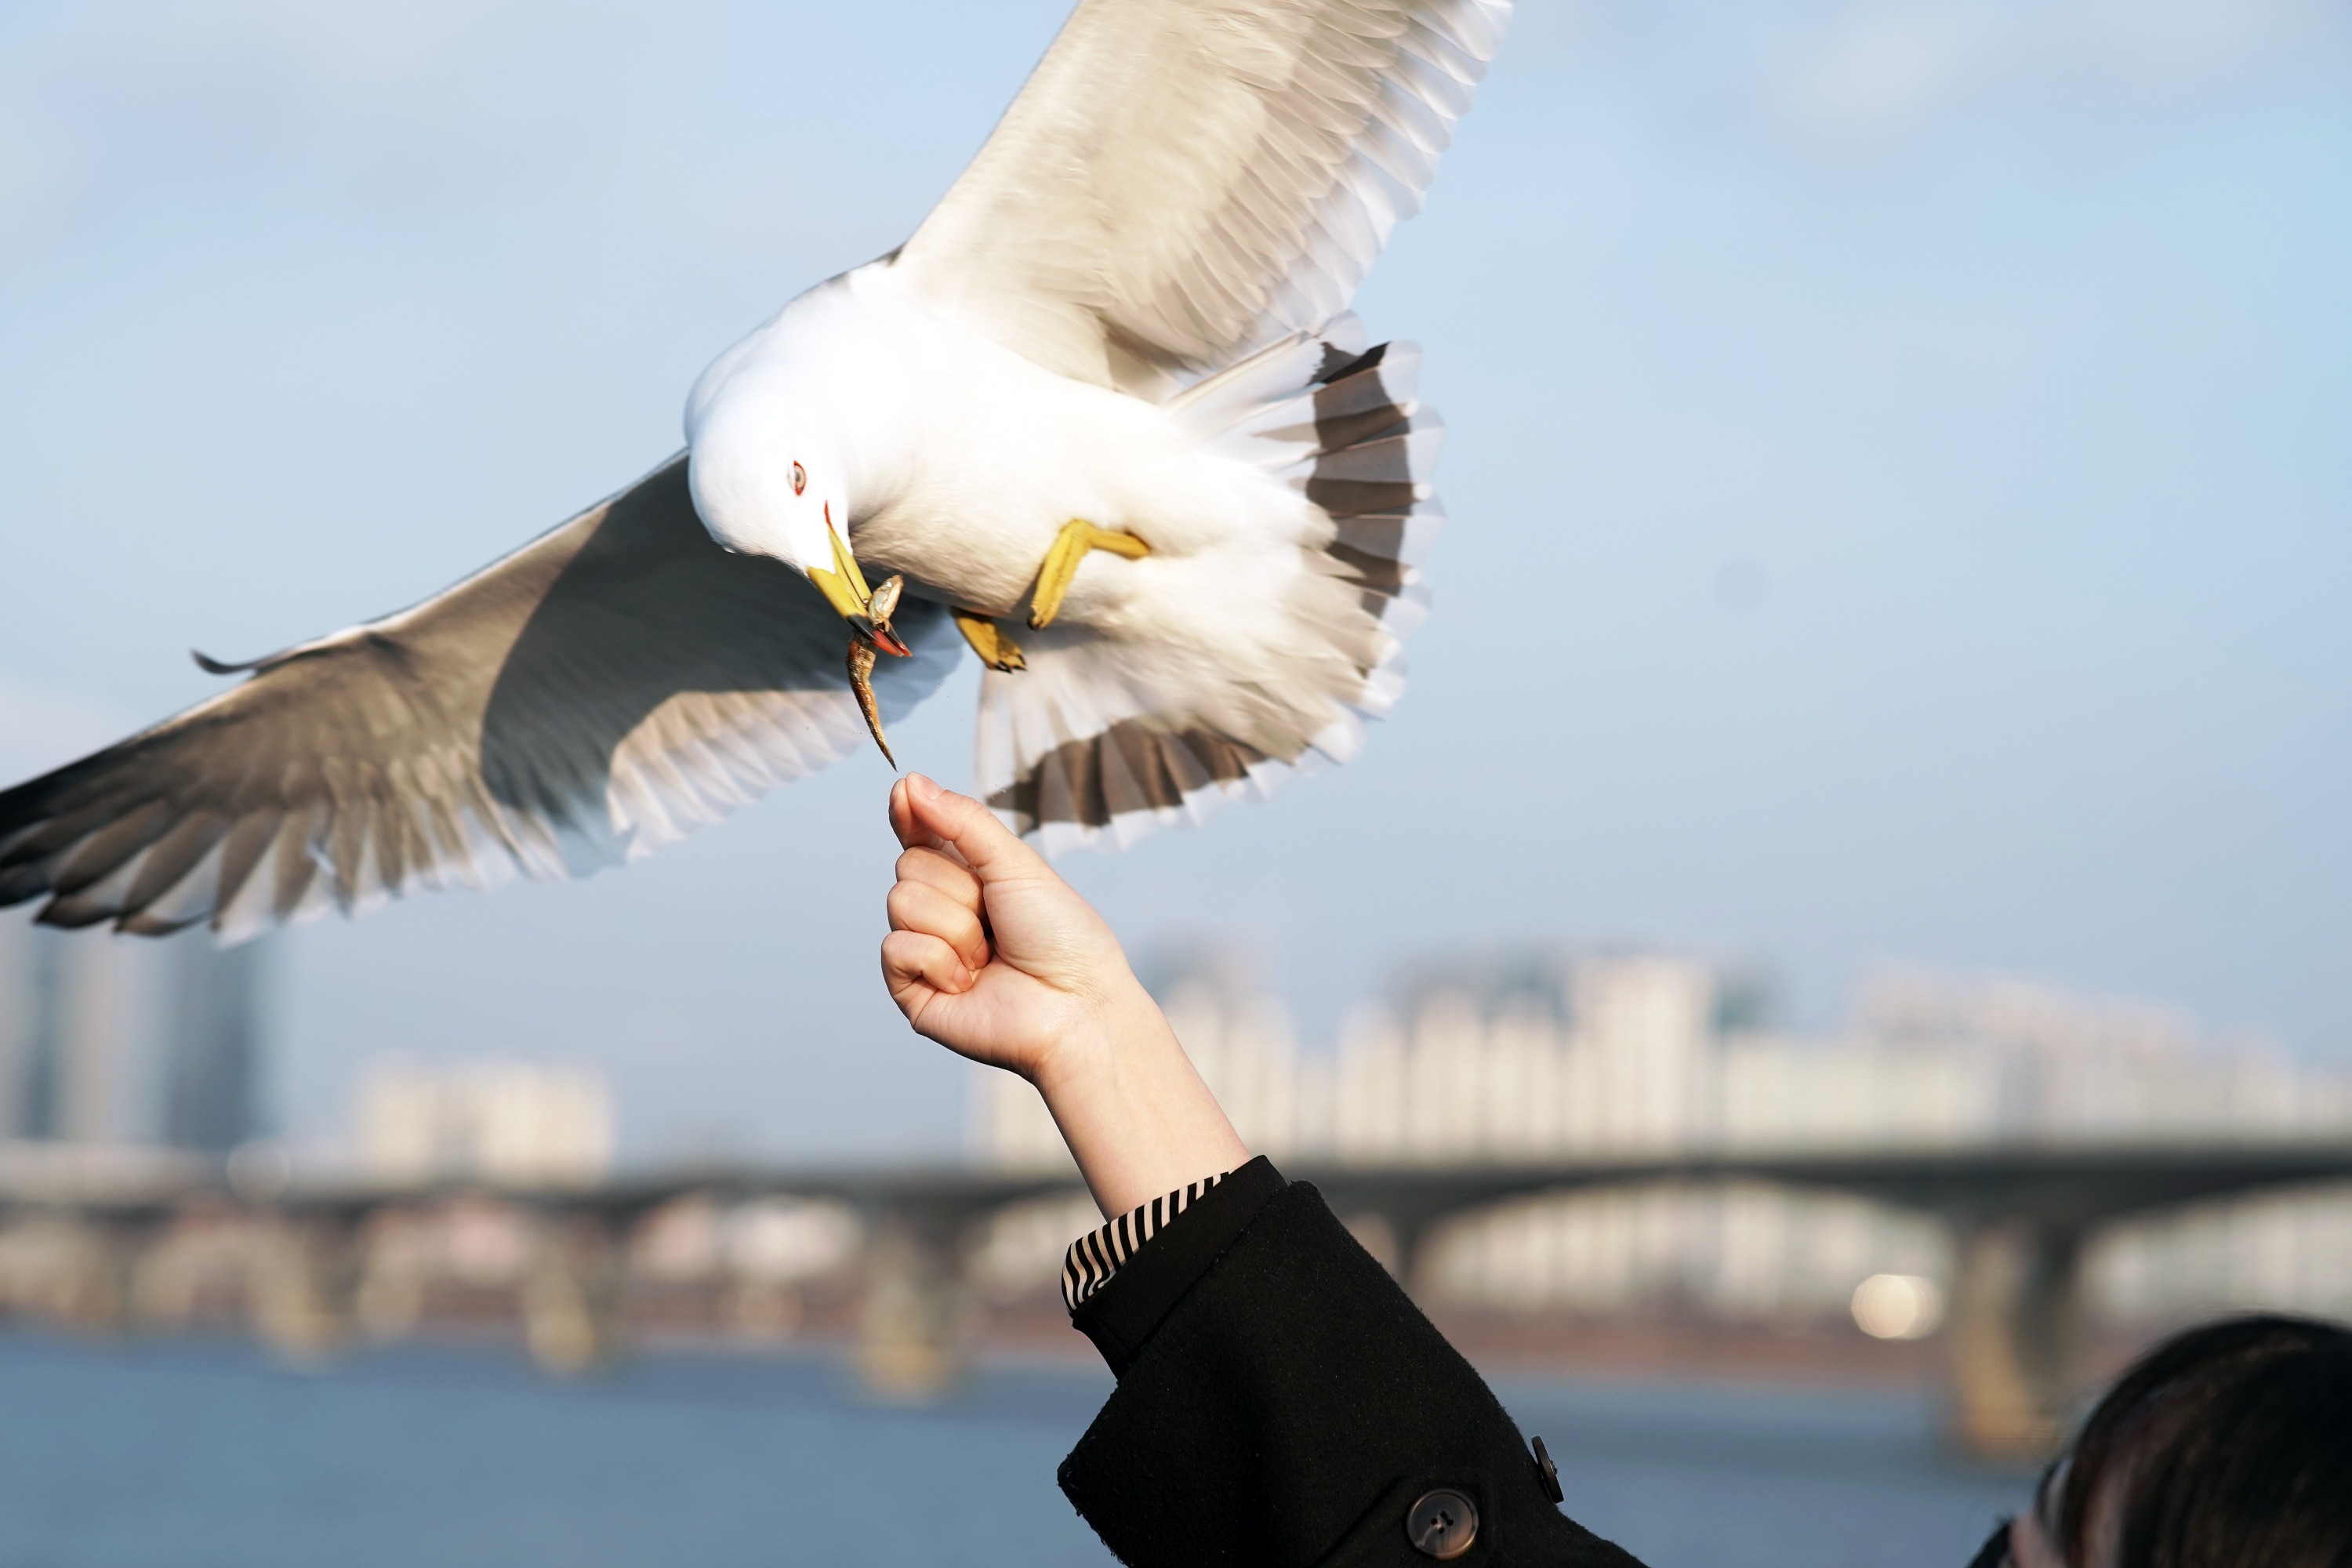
[{"left": 977, "top": 947, "right": 2352, "bottom": 1334}]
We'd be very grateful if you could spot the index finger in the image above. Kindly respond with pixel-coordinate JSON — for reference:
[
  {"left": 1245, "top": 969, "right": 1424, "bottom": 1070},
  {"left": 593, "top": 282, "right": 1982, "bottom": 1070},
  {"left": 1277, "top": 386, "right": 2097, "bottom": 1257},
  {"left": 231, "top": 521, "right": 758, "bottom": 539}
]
[
  {"left": 890, "top": 775, "right": 962, "bottom": 861},
  {"left": 899, "top": 774, "right": 1050, "bottom": 886}
]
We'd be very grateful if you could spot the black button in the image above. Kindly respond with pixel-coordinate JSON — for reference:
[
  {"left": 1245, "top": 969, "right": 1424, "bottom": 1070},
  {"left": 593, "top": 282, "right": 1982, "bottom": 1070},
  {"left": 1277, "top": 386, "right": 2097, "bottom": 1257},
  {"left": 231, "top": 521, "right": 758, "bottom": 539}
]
[
  {"left": 1531, "top": 1435, "right": 1563, "bottom": 1504},
  {"left": 1406, "top": 1488, "right": 1479, "bottom": 1560}
]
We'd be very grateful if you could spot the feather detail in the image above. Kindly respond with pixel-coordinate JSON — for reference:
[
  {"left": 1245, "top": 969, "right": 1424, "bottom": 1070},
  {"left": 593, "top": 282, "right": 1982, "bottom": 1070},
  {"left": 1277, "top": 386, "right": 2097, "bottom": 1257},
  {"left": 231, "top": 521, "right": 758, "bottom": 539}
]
[
  {"left": 980, "top": 318, "right": 1440, "bottom": 851},
  {"left": 897, "top": 0, "right": 1511, "bottom": 392}
]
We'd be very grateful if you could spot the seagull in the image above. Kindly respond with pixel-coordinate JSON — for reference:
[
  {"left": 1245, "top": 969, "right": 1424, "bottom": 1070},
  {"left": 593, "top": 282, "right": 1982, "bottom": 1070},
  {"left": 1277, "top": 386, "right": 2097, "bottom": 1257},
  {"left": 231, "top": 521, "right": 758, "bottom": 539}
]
[{"left": 0, "top": 0, "right": 1505, "bottom": 942}]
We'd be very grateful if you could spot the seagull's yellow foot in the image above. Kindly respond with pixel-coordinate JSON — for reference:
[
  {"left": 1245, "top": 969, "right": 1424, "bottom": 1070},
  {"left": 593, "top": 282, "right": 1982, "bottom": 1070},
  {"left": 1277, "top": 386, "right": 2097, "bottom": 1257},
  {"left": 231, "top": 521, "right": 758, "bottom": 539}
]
[
  {"left": 954, "top": 609, "right": 1027, "bottom": 673},
  {"left": 1027, "top": 520, "right": 1150, "bottom": 630},
  {"left": 847, "top": 633, "right": 896, "bottom": 768}
]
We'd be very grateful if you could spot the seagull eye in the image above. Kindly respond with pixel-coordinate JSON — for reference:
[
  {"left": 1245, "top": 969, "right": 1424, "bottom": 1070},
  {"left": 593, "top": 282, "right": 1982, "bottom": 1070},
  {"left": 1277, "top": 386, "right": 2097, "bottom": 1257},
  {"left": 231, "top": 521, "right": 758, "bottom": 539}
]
[{"left": 790, "top": 461, "right": 807, "bottom": 496}]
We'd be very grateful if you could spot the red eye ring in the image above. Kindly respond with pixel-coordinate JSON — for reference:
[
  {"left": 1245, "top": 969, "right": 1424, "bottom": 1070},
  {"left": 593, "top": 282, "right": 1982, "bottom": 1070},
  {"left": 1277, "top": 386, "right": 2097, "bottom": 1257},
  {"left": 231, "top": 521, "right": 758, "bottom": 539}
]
[{"left": 790, "top": 461, "right": 807, "bottom": 496}]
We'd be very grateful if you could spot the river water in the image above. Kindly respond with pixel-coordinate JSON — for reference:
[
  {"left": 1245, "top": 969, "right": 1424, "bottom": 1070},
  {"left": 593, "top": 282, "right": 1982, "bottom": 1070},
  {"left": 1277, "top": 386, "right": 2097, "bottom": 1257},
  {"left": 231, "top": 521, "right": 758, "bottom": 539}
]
[{"left": 0, "top": 1335, "right": 2031, "bottom": 1567}]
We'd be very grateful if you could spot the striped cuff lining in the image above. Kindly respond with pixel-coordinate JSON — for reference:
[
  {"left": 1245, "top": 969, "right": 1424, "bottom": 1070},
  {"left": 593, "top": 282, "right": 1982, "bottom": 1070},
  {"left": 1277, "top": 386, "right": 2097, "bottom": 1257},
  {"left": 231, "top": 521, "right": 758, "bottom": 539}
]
[{"left": 1061, "top": 1171, "right": 1232, "bottom": 1313}]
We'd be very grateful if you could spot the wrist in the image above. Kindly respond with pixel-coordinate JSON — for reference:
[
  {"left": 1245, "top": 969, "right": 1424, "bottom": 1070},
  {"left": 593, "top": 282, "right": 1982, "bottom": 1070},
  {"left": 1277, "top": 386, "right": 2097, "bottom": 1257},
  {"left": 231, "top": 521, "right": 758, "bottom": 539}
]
[
  {"left": 1026, "top": 976, "right": 1167, "bottom": 1102},
  {"left": 1025, "top": 976, "right": 1250, "bottom": 1219}
]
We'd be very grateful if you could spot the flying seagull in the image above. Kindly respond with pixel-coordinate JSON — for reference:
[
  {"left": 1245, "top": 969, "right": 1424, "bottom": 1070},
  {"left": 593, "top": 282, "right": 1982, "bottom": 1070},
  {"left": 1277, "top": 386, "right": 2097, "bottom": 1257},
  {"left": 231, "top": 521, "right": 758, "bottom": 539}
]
[{"left": 0, "top": 0, "right": 1505, "bottom": 942}]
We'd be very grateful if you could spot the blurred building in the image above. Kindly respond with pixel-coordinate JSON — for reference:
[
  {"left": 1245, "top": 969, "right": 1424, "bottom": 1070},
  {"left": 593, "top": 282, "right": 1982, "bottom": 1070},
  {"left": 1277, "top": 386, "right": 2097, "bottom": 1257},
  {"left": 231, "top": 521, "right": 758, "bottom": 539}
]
[
  {"left": 967, "top": 1046, "right": 1070, "bottom": 1173},
  {"left": 161, "top": 938, "right": 266, "bottom": 1152},
  {"left": 353, "top": 1058, "right": 614, "bottom": 1184},
  {"left": 0, "top": 918, "right": 263, "bottom": 1150},
  {"left": 971, "top": 952, "right": 2352, "bottom": 1327}
]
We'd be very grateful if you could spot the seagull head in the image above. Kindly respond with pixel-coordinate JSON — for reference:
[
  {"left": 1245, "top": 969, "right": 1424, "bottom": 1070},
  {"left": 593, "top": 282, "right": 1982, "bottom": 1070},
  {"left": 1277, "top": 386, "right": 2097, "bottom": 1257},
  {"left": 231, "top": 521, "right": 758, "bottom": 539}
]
[{"left": 686, "top": 401, "right": 911, "bottom": 656}]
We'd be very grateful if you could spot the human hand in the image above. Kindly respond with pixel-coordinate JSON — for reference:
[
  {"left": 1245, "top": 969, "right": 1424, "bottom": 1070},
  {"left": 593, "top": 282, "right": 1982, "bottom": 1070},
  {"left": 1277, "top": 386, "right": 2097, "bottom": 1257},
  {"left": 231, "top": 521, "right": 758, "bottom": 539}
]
[
  {"left": 878, "top": 775, "right": 1249, "bottom": 1218},
  {"left": 880, "top": 772, "right": 1149, "bottom": 1084}
]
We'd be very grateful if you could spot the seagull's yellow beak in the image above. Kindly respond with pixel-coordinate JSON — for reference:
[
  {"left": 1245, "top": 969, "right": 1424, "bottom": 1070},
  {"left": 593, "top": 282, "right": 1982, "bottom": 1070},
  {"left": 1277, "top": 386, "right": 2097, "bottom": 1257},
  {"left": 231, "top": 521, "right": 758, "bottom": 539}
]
[{"left": 808, "top": 509, "right": 911, "bottom": 656}]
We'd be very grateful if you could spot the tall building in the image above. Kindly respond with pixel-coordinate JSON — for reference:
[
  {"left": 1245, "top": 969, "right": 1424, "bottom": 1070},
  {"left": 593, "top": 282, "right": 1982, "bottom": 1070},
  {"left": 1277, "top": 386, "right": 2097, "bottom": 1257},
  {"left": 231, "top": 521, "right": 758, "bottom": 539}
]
[
  {"left": 0, "top": 920, "right": 151, "bottom": 1143},
  {"left": 9, "top": 924, "right": 67, "bottom": 1139},
  {"left": 0, "top": 915, "right": 266, "bottom": 1149},
  {"left": 160, "top": 937, "right": 267, "bottom": 1152}
]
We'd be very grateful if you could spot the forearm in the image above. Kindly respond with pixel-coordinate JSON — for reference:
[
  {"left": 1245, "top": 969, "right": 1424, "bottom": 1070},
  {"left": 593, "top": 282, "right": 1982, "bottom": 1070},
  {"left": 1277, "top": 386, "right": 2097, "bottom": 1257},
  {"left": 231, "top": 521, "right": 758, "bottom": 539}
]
[{"left": 1030, "top": 983, "right": 1251, "bottom": 1219}]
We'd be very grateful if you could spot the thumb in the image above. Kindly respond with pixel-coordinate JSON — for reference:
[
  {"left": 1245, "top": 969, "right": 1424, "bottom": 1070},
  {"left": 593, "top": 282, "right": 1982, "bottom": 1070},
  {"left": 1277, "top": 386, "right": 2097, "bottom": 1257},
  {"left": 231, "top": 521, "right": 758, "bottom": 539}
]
[{"left": 900, "top": 774, "right": 1047, "bottom": 886}]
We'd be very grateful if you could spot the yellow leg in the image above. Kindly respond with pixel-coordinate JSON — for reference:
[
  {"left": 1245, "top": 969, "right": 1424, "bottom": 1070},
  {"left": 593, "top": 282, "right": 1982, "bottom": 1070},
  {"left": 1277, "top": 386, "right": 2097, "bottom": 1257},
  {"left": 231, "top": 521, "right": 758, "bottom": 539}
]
[
  {"left": 1028, "top": 520, "right": 1150, "bottom": 630},
  {"left": 954, "top": 608, "right": 1027, "bottom": 673}
]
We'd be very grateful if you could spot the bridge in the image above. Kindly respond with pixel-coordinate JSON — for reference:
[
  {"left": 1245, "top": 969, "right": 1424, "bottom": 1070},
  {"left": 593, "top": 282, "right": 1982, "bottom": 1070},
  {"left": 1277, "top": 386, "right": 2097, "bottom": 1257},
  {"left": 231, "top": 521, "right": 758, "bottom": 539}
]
[{"left": 3, "top": 1139, "right": 2347, "bottom": 1457}]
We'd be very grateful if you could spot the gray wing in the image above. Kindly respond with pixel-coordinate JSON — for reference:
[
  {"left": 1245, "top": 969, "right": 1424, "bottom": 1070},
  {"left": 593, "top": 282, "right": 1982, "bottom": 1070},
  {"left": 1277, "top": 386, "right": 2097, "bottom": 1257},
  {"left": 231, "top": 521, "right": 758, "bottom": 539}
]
[
  {"left": 0, "top": 456, "right": 960, "bottom": 941},
  {"left": 894, "top": 0, "right": 1508, "bottom": 393}
]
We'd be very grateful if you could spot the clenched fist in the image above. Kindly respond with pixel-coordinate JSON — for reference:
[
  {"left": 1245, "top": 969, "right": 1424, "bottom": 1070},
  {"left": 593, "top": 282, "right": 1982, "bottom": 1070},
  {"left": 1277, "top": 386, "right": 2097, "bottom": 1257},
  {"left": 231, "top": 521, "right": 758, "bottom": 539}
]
[{"left": 880, "top": 774, "right": 1247, "bottom": 1218}]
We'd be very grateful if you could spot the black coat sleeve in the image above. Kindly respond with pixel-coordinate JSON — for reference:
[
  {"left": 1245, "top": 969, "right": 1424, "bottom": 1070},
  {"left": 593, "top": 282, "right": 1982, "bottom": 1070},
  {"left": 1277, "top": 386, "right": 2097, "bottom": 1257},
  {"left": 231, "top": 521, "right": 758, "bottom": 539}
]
[{"left": 1057, "top": 1179, "right": 1649, "bottom": 1568}]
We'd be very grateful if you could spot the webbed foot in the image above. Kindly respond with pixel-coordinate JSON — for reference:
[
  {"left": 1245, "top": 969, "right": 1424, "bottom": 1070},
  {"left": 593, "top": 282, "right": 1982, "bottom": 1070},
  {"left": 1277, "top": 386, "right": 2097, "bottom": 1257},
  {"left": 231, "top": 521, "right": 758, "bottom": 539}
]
[
  {"left": 954, "top": 609, "right": 1027, "bottom": 672},
  {"left": 1027, "top": 520, "right": 1149, "bottom": 630}
]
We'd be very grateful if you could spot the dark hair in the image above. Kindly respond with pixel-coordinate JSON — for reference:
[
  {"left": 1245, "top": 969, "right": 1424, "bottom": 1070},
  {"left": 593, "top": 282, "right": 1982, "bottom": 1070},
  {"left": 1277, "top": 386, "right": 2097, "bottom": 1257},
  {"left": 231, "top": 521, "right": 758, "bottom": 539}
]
[{"left": 2053, "top": 1314, "right": 2352, "bottom": 1568}]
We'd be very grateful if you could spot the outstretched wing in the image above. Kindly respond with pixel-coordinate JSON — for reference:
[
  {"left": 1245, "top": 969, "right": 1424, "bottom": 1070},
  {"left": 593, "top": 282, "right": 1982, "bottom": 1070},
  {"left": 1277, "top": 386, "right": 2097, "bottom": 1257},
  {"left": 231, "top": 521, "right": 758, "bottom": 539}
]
[
  {"left": 0, "top": 457, "right": 960, "bottom": 941},
  {"left": 895, "top": 0, "right": 1508, "bottom": 393}
]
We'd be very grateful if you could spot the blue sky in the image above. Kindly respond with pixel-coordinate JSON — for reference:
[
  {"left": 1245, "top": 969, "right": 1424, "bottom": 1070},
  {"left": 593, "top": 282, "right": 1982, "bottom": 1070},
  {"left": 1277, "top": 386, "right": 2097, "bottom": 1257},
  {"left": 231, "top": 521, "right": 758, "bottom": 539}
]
[{"left": 2, "top": 0, "right": 2347, "bottom": 1158}]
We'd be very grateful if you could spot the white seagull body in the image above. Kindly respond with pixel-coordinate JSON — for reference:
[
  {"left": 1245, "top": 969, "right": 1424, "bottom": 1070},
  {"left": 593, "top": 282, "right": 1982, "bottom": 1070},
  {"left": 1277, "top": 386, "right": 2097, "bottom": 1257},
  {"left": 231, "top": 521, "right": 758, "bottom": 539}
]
[{"left": 0, "top": 0, "right": 1506, "bottom": 940}]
